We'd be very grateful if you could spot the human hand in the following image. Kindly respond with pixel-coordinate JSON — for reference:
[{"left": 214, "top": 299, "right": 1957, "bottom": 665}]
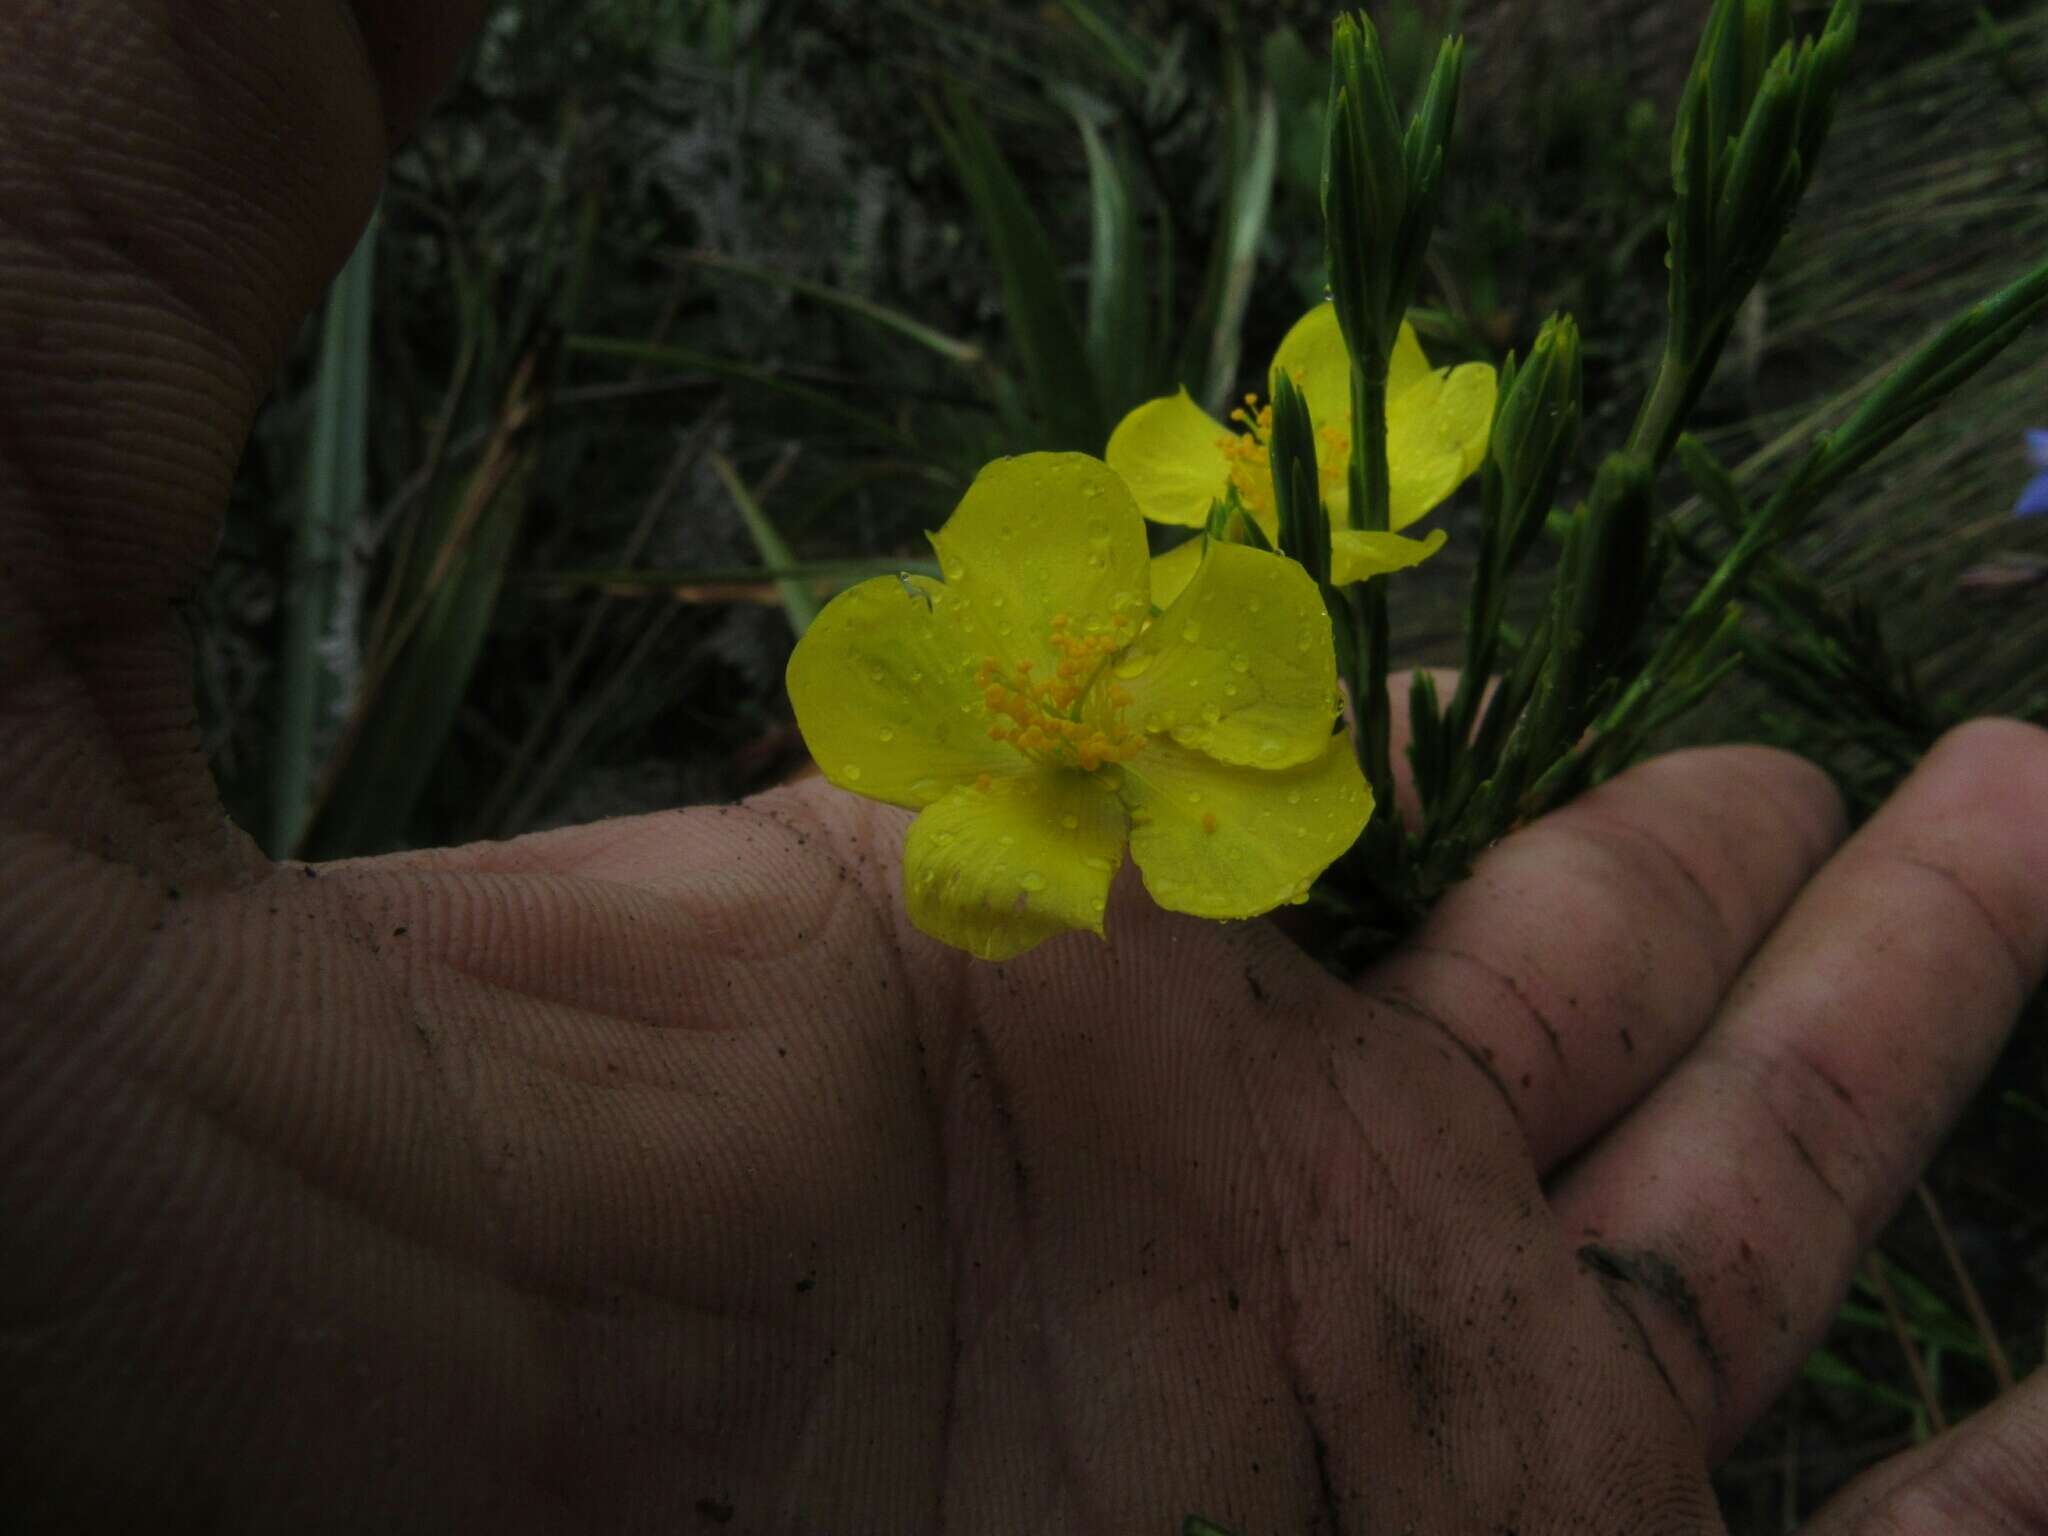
[{"left": 4, "top": 6, "right": 2046, "bottom": 1532}]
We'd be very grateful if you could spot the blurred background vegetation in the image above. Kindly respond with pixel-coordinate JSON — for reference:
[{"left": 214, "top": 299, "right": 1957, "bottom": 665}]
[{"left": 196, "top": 0, "right": 2046, "bottom": 1524}]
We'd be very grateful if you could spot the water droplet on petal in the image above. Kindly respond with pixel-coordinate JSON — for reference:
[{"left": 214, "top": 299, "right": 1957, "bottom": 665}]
[
  {"left": 1082, "top": 855, "right": 1113, "bottom": 872},
  {"left": 843, "top": 764, "right": 863, "bottom": 782},
  {"left": 998, "top": 834, "right": 1016, "bottom": 848},
  {"left": 910, "top": 777, "right": 942, "bottom": 803},
  {"left": 1181, "top": 621, "right": 1202, "bottom": 643},
  {"left": 1019, "top": 871, "right": 1047, "bottom": 893},
  {"left": 878, "top": 726, "right": 896, "bottom": 742},
  {"left": 1286, "top": 789, "right": 1302, "bottom": 804},
  {"left": 1230, "top": 653, "right": 1249, "bottom": 673},
  {"left": 1060, "top": 814, "right": 1080, "bottom": 830},
  {"left": 1201, "top": 702, "right": 1221, "bottom": 724}
]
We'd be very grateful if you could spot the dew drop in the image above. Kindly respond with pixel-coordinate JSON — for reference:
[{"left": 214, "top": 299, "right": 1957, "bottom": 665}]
[
  {"left": 998, "top": 834, "right": 1016, "bottom": 848},
  {"left": 878, "top": 726, "right": 896, "bottom": 742},
  {"left": 1223, "top": 683, "right": 1239, "bottom": 698},
  {"left": 1185, "top": 789, "right": 1203, "bottom": 804},
  {"left": 1248, "top": 596, "right": 1263, "bottom": 614},
  {"left": 1201, "top": 702, "right": 1222, "bottom": 724},
  {"left": 1082, "top": 855, "right": 1113, "bottom": 872},
  {"left": 843, "top": 764, "right": 863, "bottom": 782},
  {"left": 1180, "top": 621, "right": 1202, "bottom": 643},
  {"left": 910, "top": 777, "right": 942, "bottom": 802},
  {"left": 1060, "top": 813, "right": 1080, "bottom": 830},
  {"left": 1230, "top": 653, "right": 1250, "bottom": 673},
  {"left": 1019, "top": 871, "right": 1047, "bottom": 893}
]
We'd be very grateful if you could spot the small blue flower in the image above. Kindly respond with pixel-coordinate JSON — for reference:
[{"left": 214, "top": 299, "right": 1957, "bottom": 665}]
[{"left": 2017, "top": 429, "right": 2048, "bottom": 518}]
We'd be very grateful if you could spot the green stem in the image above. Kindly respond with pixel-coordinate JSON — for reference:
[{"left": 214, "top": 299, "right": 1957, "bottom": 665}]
[
  {"left": 1349, "top": 357, "right": 1395, "bottom": 815},
  {"left": 1624, "top": 346, "right": 1692, "bottom": 463}
]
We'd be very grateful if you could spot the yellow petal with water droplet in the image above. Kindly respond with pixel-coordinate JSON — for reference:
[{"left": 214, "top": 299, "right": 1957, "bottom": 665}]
[
  {"left": 1114, "top": 543, "right": 1340, "bottom": 770},
  {"left": 1268, "top": 301, "right": 1353, "bottom": 435},
  {"left": 1146, "top": 535, "right": 1207, "bottom": 611},
  {"left": 927, "top": 454, "right": 1152, "bottom": 677},
  {"left": 1328, "top": 526, "right": 1447, "bottom": 586},
  {"left": 1118, "top": 732, "right": 1370, "bottom": 920},
  {"left": 902, "top": 770, "right": 1127, "bottom": 960},
  {"left": 786, "top": 574, "right": 1016, "bottom": 807},
  {"left": 1105, "top": 389, "right": 1235, "bottom": 528},
  {"left": 1388, "top": 361, "right": 1497, "bottom": 531}
]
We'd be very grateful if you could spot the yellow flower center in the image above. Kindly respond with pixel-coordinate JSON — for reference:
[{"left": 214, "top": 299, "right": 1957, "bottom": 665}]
[
  {"left": 1218, "top": 379, "right": 1350, "bottom": 529},
  {"left": 977, "top": 612, "right": 1147, "bottom": 774}
]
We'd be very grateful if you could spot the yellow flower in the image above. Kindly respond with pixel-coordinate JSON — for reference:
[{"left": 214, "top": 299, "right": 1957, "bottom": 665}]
[
  {"left": 1106, "top": 301, "right": 1496, "bottom": 604},
  {"left": 786, "top": 453, "right": 1371, "bottom": 961}
]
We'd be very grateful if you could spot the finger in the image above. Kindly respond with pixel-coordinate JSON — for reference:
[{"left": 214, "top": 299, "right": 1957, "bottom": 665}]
[
  {"left": 1548, "top": 720, "right": 2048, "bottom": 1460},
  {"left": 0, "top": 3, "right": 477, "bottom": 868},
  {"left": 1799, "top": 1366, "right": 2048, "bottom": 1534},
  {"left": 1357, "top": 743, "right": 1845, "bottom": 1170}
]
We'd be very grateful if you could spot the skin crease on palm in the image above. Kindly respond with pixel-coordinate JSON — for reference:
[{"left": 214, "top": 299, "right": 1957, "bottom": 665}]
[{"left": 5, "top": 5, "right": 2048, "bottom": 1533}]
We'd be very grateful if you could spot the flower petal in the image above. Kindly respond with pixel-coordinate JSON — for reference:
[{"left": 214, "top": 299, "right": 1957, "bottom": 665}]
[
  {"left": 787, "top": 574, "right": 1020, "bottom": 807},
  {"left": 1113, "top": 542, "right": 1340, "bottom": 769},
  {"left": 902, "top": 770, "right": 1127, "bottom": 960},
  {"left": 930, "top": 453, "right": 1154, "bottom": 677},
  {"left": 1118, "top": 732, "right": 1371, "bottom": 919},
  {"left": 1148, "top": 534, "right": 1207, "bottom": 611},
  {"left": 1387, "top": 360, "right": 1496, "bottom": 530},
  {"left": 1269, "top": 301, "right": 1351, "bottom": 434},
  {"left": 1387, "top": 317, "right": 1432, "bottom": 397},
  {"left": 1105, "top": 391, "right": 1232, "bottom": 528},
  {"left": 2026, "top": 428, "right": 2048, "bottom": 469},
  {"left": 2017, "top": 469, "right": 2048, "bottom": 519},
  {"left": 1328, "top": 526, "right": 1447, "bottom": 585}
]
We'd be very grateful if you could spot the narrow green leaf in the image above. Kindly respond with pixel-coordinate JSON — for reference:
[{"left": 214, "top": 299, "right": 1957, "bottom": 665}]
[
  {"left": 709, "top": 450, "right": 820, "bottom": 638},
  {"left": 274, "top": 212, "right": 377, "bottom": 858},
  {"left": 1065, "top": 101, "right": 1148, "bottom": 413},
  {"left": 566, "top": 335, "right": 916, "bottom": 447},
  {"left": 932, "top": 85, "right": 1105, "bottom": 451},
  {"left": 677, "top": 248, "right": 985, "bottom": 367}
]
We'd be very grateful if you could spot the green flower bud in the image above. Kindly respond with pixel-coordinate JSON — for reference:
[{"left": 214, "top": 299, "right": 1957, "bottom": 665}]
[
  {"left": 1267, "top": 370, "right": 1329, "bottom": 590},
  {"left": 1489, "top": 312, "right": 1584, "bottom": 569}
]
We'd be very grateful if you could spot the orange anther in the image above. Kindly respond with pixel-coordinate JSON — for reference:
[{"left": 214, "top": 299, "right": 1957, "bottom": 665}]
[{"left": 1202, "top": 811, "right": 1218, "bottom": 834}]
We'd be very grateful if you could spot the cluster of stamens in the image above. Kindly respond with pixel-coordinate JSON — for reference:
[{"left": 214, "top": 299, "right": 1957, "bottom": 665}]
[
  {"left": 979, "top": 612, "right": 1145, "bottom": 773},
  {"left": 1216, "top": 377, "right": 1351, "bottom": 526}
]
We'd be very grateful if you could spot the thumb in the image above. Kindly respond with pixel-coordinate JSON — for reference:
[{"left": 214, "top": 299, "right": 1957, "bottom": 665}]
[{"left": 0, "top": 2, "right": 479, "bottom": 876}]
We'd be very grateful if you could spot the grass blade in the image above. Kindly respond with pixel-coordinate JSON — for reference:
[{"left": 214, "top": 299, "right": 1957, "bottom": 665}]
[
  {"left": 273, "top": 212, "right": 376, "bottom": 857},
  {"left": 932, "top": 83, "right": 1105, "bottom": 450},
  {"left": 297, "top": 351, "right": 546, "bottom": 858},
  {"left": 709, "top": 446, "right": 820, "bottom": 637},
  {"left": 675, "top": 248, "right": 986, "bottom": 367}
]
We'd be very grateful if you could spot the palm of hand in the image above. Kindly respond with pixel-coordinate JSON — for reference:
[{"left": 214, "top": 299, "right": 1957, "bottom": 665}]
[{"left": 17, "top": 776, "right": 1714, "bottom": 1531}]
